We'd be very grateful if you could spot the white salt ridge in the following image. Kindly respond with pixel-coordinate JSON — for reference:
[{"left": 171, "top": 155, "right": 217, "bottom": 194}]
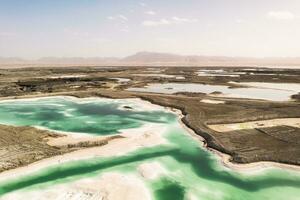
[
  {"left": 110, "top": 78, "right": 131, "bottom": 83},
  {"left": 49, "top": 75, "right": 87, "bottom": 79},
  {"left": 200, "top": 99, "right": 225, "bottom": 104},
  {"left": 133, "top": 74, "right": 184, "bottom": 79}
]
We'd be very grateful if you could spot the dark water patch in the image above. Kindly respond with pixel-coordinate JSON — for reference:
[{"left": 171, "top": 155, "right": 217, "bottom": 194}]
[
  {"left": 76, "top": 103, "right": 125, "bottom": 116},
  {"left": 153, "top": 178, "right": 185, "bottom": 200},
  {"left": 34, "top": 111, "right": 65, "bottom": 121}
]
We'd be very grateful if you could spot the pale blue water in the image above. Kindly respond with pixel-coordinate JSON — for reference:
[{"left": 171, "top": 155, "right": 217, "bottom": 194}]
[{"left": 127, "top": 83, "right": 296, "bottom": 101}]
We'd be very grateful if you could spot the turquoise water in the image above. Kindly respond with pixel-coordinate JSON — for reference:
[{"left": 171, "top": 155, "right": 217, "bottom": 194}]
[
  {"left": 0, "top": 97, "right": 299, "bottom": 199},
  {"left": 0, "top": 97, "right": 174, "bottom": 135}
]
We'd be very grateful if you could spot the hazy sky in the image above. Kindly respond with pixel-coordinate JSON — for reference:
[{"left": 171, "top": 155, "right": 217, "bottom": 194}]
[{"left": 1, "top": 0, "right": 300, "bottom": 58}]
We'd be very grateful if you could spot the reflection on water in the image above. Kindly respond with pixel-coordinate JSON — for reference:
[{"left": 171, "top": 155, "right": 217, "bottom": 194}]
[
  {"left": 128, "top": 83, "right": 297, "bottom": 101},
  {"left": 196, "top": 69, "right": 246, "bottom": 77}
]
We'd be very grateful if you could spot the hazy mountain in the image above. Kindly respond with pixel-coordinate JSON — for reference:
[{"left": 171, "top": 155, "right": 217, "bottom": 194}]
[
  {"left": 0, "top": 57, "right": 27, "bottom": 64},
  {"left": 1, "top": 52, "right": 300, "bottom": 67},
  {"left": 122, "top": 52, "right": 186, "bottom": 63},
  {"left": 121, "top": 52, "right": 300, "bottom": 67}
]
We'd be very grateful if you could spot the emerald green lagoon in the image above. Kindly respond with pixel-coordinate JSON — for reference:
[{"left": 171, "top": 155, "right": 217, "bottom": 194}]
[{"left": 0, "top": 96, "right": 299, "bottom": 199}]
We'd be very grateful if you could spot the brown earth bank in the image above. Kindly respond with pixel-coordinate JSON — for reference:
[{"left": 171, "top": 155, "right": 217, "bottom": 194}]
[
  {"left": 0, "top": 124, "right": 122, "bottom": 172},
  {"left": 0, "top": 66, "right": 300, "bottom": 170},
  {"left": 131, "top": 94, "right": 300, "bottom": 165}
]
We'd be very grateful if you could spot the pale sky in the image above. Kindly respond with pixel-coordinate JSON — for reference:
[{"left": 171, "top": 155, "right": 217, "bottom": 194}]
[{"left": 0, "top": 0, "right": 300, "bottom": 58}]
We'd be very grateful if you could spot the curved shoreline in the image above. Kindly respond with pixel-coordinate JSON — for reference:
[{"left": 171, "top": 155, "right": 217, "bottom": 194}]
[
  {"left": 0, "top": 94, "right": 299, "bottom": 178},
  {"left": 160, "top": 102, "right": 300, "bottom": 173}
]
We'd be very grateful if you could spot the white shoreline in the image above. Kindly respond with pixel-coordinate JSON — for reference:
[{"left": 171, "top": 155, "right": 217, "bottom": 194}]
[
  {"left": 159, "top": 100, "right": 300, "bottom": 173},
  {"left": 0, "top": 95, "right": 299, "bottom": 182}
]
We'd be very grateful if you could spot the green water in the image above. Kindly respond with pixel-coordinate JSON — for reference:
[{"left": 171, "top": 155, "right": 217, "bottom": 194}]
[
  {"left": 0, "top": 96, "right": 299, "bottom": 199},
  {"left": 0, "top": 97, "right": 174, "bottom": 135}
]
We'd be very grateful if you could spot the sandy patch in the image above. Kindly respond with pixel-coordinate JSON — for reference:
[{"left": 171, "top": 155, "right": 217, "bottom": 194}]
[{"left": 208, "top": 118, "right": 300, "bottom": 132}]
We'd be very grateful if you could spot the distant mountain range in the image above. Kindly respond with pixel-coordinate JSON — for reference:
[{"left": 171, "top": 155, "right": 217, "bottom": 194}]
[{"left": 1, "top": 52, "right": 300, "bottom": 67}]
